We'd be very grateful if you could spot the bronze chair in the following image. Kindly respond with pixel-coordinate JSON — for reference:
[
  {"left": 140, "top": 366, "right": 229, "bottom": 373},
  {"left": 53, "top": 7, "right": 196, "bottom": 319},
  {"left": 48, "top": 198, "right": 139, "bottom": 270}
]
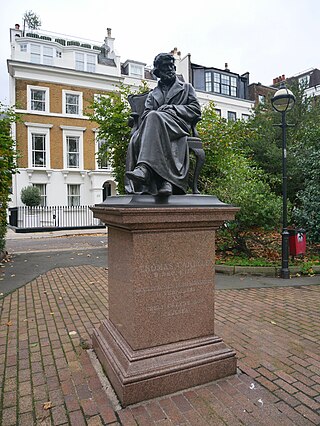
[{"left": 127, "top": 92, "right": 205, "bottom": 194}]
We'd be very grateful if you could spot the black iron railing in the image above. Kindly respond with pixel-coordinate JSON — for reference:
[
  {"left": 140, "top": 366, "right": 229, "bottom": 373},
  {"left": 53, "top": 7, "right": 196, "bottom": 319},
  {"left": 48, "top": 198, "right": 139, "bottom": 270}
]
[{"left": 9, "top": 205, "right": 103, "bottom": 229}]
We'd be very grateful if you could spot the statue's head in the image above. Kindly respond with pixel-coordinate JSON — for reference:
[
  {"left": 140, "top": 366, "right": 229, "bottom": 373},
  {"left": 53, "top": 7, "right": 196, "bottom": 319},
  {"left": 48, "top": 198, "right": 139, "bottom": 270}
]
[{"left": 153, "top": 53, "right": 176, "bottom": 84}]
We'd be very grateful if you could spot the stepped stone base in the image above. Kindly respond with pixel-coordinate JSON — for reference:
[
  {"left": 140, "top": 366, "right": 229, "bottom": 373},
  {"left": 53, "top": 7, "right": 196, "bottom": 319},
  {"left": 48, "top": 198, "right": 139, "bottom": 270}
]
[{"left": 92, "top": 319, "right": 236, "bottom": 406}]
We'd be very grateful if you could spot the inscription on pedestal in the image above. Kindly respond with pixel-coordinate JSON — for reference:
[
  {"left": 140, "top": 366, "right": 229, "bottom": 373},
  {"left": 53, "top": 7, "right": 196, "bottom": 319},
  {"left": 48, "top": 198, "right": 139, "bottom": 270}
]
[{"left": 134, "top": 259, "right": 213, "bottom": 318}]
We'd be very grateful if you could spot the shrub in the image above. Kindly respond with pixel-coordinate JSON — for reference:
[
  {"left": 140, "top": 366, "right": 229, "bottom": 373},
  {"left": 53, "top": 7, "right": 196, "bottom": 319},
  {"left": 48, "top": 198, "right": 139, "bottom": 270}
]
[
  {"left": 21, "top": 186, "right": 41, "bottom": 207},
  {"left": 197, "top": 102, "right": 283, "bottom": 255}
]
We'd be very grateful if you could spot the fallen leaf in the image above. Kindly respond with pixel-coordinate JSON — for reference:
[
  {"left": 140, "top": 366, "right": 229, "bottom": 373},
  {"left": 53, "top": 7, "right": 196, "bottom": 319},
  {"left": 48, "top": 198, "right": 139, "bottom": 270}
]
[
  {"left": 43, "top": 401, "right": 53, "bottom": 410},
  {"left": 7, "top": 321, "right": 13, "bottom": 326}
]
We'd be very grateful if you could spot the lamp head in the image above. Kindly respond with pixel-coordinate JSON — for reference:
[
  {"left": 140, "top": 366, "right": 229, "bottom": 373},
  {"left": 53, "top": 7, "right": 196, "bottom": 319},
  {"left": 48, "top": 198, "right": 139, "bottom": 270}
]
[{"left": 271, "top": 82, "right": 296, "bottom": 112}]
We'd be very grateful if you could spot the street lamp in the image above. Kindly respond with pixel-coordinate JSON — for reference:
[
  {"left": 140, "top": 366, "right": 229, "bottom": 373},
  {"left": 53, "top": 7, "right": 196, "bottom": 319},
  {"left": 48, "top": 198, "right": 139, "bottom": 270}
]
[{"left": 271, "top": 82, "right": 295, "bottom": 279}]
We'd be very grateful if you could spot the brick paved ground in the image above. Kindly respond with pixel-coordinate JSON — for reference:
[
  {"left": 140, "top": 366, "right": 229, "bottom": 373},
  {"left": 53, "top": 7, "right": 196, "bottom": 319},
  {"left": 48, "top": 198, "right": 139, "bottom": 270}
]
[{"left": 0, "top": 265, "right": 319, "bottom": 425}]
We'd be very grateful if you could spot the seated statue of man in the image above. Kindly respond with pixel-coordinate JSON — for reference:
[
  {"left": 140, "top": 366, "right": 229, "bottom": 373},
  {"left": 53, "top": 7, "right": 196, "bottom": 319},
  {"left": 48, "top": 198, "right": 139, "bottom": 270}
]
[{"left": 125, "top": 52, "right": 201, "bottom": 196}]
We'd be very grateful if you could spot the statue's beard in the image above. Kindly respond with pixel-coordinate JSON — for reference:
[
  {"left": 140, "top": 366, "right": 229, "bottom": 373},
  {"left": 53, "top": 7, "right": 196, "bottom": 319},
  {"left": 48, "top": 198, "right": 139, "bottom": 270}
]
[{"left": 160, "top": 72, "right": 175, "bottom": 85}]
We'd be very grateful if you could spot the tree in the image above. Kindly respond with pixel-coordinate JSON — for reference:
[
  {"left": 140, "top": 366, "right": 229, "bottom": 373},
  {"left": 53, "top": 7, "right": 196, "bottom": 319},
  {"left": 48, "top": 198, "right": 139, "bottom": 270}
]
[
  {"left": 88, "top": 82, "right": 149, "bottom": 194},
  {"left": 197, "top": 102, "right": 282, "bottom": 255},
  {"left": 0, "top": 104, "right": 19, "bottom": 253},
  {"left": 23, "top": 10, "right": 41, "bottom": 33},
  {"left": 247, "top": 81, "right": 320, "bottom": 243}
]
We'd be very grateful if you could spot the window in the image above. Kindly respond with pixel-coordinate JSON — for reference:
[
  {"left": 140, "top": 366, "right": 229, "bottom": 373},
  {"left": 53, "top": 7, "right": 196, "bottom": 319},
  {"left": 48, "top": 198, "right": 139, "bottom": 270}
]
[
  {"left": 129, "top": 64, "right": 143, "bottom": 78},
  {"left": 26, "top": 123, "right": 52, "bottom": 168},
  {"left": 75, "top": 53, "right": 96, "bottom": 72},
  {"left": 242, "top": 114, "right": 250, "bottom": 121},
  {"left": 30, "top": 89, "right": 46, "bottom": 111},
  {"left": 258, "top": 94, "right": 265, "bottom": 104},
  {"left": 30, "top": 44, "right": 55, "bottom": 65},
  {"left": 215, "top": 108, "right": 221, "bottom": 117},
  {"left": 20, "top": 44, "right": 27, "bottom": 52},
  {"left": 206, "top": 71, "right": 237, "bottom": 96},
  {"left": 230, "top": 77, "right": 237, "bottom": 96},
  {"left": 75, "top": 52, "right": 85, "bottom": 71},
  {"left": 27, "top": 86, "right": 49, "bottom": 113},
  {"left": 87, "top": 54, "right": 96, "bottom": 73},
  {"left": 33, "top": 184, "right": 47, "bottom": 206},
  {"left": 63, "top": 90, "right": 82, "bottom": 115},
  {"left": 61, "top": 126, "right": 85, "bottom": 170},
  {"left": 227, "top": 111, "right": 237, "bottom": 122},
  {"left": 205, "top": 72, "right": 212, "bottom": 92},
  {"left": 66, "top": 94, "right": 79, "bottom": 114},
  {"left": 66, "top": 136, "right": 80, "bottom": 168},
  {"left": 31, "top": 134, "right": 46, "bottom": 167},
  {"left": 67, "top": 184, "right": 80, "bottom": 206},
  {"left": 30, "top": 44, "right": 41, "bottom": 64},
  {"left": 299, "top": 75, "right": 310, "bottom": 88},
  {"left": 221, "top": 74, "right": 230, "bottom": 95},
  {"left": 43, "top": 46, "right": 53, "bottom": 65},
  {"left": 96, "top": 138, "right": 109, "bottom": 169}
]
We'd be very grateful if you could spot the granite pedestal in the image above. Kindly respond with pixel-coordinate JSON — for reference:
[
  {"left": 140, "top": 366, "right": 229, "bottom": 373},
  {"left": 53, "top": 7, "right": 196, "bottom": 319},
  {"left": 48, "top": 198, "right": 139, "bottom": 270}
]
[{"left": 91, "top": 195, "right": 239, "bottom": 406}]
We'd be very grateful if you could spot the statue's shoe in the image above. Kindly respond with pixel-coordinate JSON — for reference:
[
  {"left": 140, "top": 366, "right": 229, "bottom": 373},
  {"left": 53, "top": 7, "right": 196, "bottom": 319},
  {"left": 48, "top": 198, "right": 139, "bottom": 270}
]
[
  {"left": 158, "top": 181, "right": 172, "bottom": 196},
  {"left": 126, "top": 165, "right": 149, "bottom": 184}
]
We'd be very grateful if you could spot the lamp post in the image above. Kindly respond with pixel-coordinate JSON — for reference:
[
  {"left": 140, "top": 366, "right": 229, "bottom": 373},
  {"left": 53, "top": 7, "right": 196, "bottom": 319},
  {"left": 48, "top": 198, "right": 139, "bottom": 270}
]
[{"left": 271, "top": 82, "right": 295, "bottom": 279}]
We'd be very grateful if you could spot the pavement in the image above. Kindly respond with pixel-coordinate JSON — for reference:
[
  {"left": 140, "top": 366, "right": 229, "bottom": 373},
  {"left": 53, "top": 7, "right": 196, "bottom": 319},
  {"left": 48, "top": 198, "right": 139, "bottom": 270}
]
[{"left": 0, "top": 228, "right": 320, "bottom": 425}]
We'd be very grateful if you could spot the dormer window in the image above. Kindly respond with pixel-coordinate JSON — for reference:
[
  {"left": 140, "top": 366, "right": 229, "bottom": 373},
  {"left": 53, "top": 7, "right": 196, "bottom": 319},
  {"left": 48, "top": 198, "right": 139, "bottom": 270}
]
[
  {"left": 75, "top": 52, "right": 96, "bottom": 73},
  {"left": 130, "top": 64, "right": 143, "bottom": 78},
  {"left": 123, "top": 60, "right": 146, "bottom": 78},
  {"left": 205, "top": 71, "right": 237, "bottom": 97}
]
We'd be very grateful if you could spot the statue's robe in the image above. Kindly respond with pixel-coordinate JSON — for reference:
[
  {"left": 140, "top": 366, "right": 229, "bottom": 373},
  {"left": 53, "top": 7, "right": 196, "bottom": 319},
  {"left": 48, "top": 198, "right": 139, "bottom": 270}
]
[{"left": 125, "top": 77, "right": 201, "bottom": 195}]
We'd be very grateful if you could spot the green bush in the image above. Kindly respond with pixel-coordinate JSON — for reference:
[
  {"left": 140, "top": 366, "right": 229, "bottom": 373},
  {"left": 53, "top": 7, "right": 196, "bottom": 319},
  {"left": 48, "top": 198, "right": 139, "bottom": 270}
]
[
  {"left": 0, "top": 104, "right": 19, "bottom": 252},
  {"left": 21, "top": 186, "right": 41, "bottom": 207},
  {"left": 197, "top": 102, "right": 283, "bottom": 255}
]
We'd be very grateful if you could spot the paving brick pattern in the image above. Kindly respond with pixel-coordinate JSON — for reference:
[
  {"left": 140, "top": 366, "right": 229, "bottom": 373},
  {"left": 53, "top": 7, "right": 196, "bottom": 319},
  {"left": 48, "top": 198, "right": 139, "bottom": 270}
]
[{"left": 0, "top": 265, "right": 319, "bottom": 425}]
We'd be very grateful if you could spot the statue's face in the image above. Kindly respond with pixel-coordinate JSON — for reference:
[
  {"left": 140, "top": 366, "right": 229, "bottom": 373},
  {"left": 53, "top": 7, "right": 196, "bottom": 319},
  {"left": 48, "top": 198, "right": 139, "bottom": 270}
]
[{"left": 158, "top": 59, "right": 176, "bottom": 84}]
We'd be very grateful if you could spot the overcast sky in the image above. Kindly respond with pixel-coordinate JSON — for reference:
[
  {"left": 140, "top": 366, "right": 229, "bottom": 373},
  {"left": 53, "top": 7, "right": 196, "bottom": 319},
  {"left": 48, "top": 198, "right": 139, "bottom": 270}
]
[{"left": 1, "top": 0, "right": 319, "bottom": 104}]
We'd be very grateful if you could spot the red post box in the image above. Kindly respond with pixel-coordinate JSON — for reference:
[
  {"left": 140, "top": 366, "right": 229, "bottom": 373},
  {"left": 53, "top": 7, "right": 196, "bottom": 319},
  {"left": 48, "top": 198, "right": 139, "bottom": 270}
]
[{"left": 289, "top": 229, "right": 306, "bottom": 256}]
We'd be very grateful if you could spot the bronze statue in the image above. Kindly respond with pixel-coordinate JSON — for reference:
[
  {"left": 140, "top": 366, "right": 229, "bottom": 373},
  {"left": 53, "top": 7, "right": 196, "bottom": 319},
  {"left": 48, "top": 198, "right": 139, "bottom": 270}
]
[{"left": 125, "top": 53, "right": 201, "bottom": 196}]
